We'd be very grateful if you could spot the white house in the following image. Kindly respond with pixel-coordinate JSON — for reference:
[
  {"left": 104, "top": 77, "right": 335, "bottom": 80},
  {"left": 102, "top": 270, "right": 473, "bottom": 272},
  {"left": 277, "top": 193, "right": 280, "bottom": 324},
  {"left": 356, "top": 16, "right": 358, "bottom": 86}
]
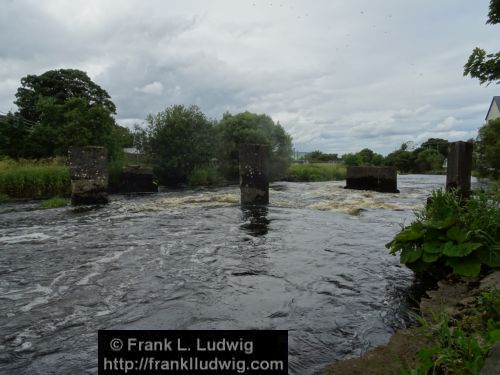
[{"left": 485, "top": 96, "right": 500, "bottom": 121}]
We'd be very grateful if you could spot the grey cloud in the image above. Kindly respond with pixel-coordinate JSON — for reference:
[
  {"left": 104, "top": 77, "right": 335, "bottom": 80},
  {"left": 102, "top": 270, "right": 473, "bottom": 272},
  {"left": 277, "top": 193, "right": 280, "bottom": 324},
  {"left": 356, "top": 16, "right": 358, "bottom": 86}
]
[{"left": 0, "top": 0, "right": 498, "bottom": 155}]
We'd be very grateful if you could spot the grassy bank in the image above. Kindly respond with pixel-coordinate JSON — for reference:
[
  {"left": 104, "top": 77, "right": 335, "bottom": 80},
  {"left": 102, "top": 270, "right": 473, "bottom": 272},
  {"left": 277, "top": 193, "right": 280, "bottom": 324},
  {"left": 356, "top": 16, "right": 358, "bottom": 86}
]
[
  {"left": 285, "top": 163, "right": 346, "bottom": 182},
  {"left": 0, "top": 158, "right": 71, "bottom": 199}
]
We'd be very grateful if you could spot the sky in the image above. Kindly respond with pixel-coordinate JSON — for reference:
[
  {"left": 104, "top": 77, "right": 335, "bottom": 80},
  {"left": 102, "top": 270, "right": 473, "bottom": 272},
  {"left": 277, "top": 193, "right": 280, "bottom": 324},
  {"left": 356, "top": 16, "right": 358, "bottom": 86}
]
[{"left": 0, "top": 0, "right": 498, "bottom": 155}]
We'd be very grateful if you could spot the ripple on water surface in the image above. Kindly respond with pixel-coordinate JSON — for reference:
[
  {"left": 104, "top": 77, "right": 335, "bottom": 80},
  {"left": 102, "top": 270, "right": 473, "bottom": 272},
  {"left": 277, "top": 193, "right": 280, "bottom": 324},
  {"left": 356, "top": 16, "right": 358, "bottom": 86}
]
[{"left": 0, "top": 175, "right": 451, "bottom": 374}]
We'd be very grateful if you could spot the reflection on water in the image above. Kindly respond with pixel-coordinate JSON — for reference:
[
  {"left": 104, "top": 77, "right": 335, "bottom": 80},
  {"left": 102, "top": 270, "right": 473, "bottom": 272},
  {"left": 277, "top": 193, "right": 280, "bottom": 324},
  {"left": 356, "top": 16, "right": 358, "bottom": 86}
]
[
  {"left": 0, "top": 175, "right": 457, "bottom": 374},
  {"left": 240, "top": 206, "right": 270, "bottom": 236}
]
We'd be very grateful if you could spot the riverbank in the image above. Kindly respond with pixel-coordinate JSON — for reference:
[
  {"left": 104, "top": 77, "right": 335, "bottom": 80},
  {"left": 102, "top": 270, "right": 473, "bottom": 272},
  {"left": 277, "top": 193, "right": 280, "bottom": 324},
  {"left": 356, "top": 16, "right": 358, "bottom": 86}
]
[
  {"left": 0, "top": 158, "right": 70, "bottom": 200},
  {"left": 0, "top": 160, "right": 349, "bottom": 201},
  {"left": 325, "top": 268, "right": 500, "bottom": 374}
]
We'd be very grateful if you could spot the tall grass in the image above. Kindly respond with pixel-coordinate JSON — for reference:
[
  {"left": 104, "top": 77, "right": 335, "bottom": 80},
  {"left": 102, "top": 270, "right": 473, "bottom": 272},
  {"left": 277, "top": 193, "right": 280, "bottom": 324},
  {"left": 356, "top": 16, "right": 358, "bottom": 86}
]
[
  {"left": 0, "top": 158, "right": 71, "bottom": 199},
  {"left": 285, "top": 163, "right": 346, "bottom": 182}
]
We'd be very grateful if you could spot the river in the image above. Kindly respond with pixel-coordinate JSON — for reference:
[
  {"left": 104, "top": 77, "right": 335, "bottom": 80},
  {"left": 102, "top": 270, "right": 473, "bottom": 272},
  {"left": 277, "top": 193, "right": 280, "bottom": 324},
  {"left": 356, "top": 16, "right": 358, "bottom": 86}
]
[{"left": 0, "top": 175, "right": 451, "bottom": 374}]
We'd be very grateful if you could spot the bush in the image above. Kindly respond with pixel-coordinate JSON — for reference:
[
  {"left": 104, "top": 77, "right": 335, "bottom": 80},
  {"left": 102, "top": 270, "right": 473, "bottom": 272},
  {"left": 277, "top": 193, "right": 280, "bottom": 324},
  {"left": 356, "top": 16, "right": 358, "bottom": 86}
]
[
  {"left": 188, "top": 166, "right": 221, "bottom": 186},
  {"left": 285, "top": 163, "right": 346, "bottom": 182},
  {"left": 386, "top": 189, "right": 500, "bottom": 277}
]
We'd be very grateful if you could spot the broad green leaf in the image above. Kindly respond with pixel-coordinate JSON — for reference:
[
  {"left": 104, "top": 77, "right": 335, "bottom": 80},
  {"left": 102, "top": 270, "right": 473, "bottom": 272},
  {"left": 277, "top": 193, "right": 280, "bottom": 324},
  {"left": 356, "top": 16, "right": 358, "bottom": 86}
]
[
  {"left": 488, "top": 329, "right": 500, "bottom": 343},
  {"left": 446, "top": 226, "right": 468, "bottom": 243},
  {"left": 395, "top": 226, "right": 425, "bottom": 242},
  {"left": 476, "top": 245, "right": 500, "bottom": 267},
  {"left": 422, "top": 251, "right": 441, "bottom": 263},
  {"left": 446, "top": 256, "right": 482, "bottom": 277},
  {"left": 442, "top": 241, "right": 481, "bottom": 257},
  {"left": 423, "top": 241, "right": 442, "bottom": 254},
  {"left": 400, "top": 245, "right": 423, "bottom": 264},
  {"left": 428, "top": 215, "right": 457, "bottom": 230}
]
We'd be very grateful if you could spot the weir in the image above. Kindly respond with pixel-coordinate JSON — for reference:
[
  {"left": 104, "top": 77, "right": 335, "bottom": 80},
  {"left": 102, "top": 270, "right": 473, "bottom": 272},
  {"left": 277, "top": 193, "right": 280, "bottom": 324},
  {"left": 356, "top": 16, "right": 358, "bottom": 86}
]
[
  {"left": 68, "top": 146, "right": 109, "bottom": 205},
  {"left": 345, "top": 166, "right": 399, "bottom": 193},
  {"left": 239, "top": 144, "right": 270, "bottom": 205}
]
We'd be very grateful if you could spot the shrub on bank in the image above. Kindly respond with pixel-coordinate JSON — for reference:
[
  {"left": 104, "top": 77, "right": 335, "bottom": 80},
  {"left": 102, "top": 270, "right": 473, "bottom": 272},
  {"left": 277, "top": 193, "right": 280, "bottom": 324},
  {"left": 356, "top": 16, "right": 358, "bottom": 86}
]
[
  {"left": 386, "top": 189, "right": 500, "bottom": 277},
  {"left": 0, "top": 159, "right": 71, "bottom": 199},
  {"left": 188, "top": 166, "right": 221, "bottom": 187},
  {"left": 285, "top": 163, "right": 346, "bottom": 182}
]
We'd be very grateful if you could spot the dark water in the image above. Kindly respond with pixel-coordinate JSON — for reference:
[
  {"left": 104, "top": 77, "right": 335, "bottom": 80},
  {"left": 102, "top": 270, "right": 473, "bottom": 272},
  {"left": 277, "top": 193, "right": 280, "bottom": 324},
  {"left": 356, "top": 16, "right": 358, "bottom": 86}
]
[{"left": 0, "top": 175, "right": 452, "bottom": 374}]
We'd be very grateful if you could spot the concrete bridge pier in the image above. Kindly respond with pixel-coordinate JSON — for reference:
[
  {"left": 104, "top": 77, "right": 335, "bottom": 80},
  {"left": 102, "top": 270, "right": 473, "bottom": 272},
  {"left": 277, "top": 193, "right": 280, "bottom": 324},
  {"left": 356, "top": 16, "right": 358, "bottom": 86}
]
[
  {"left": 345, "top": 166, "right": 399, "bottom": 193},
  {"left": 239, "top": 144, "right": 270, "bottom": 205},
  {"left": 446, "top": 141, "right": 473, "bottom": 197},
  {"left": 69, "top": 146, "right": 109, "bottom": 205}
]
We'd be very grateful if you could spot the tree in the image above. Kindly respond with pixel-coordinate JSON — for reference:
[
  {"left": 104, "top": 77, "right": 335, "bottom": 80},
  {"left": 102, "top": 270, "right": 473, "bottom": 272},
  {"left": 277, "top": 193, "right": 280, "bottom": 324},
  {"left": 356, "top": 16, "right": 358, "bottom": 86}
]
[
  {"left": 0, "top": 112, "right": 30, "bottom": 158},
  {"left": 142, "top": 105, "right": 216, "bottom": 185},
  {"left": 5, "top": 69, "right": 123, "bottom": 160},
  {"left": 476, "top": 118, "right": 500, "bottom": 178},
  {"left": 464, "top": 0, "right": 500, "bottom": 85},
  {"left": 304, "top": 150, "right": 338, "bottom": 163},
  {"left": 15, "top": 69, "right": 116, "bottom": 122},
  {"left": 414, "top": 149, "right": 445, "bottom": 173},
  {"left": 419, "top": 138, "right": 449, "bottom": 158},
  {"left": 384, "top": 149, "right": 414, "bottom": 173},
  {"left": 341, "top": 153, "right": 362, "bottom": 166},
  {"left": 215, "top": 112, "right": 292, "bottom": 181},
  {"left": 358, "top": 148, "right": 375, "bottom": 164}
]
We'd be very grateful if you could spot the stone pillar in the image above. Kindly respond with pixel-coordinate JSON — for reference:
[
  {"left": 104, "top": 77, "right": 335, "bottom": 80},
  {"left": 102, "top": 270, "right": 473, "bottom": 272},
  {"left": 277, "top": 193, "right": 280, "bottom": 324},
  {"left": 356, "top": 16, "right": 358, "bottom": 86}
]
[
  {"left": 69, "top": 146, "right": 109, "bottom": 205},
  {"left": 446, "top": 141, "right": 473, "bottom": 196},
  {"left": 239, "top": 144, "right": 270, "bottom": 205},
  {"left": 345, "top": 166, "right": 399, "bottom": 193}
]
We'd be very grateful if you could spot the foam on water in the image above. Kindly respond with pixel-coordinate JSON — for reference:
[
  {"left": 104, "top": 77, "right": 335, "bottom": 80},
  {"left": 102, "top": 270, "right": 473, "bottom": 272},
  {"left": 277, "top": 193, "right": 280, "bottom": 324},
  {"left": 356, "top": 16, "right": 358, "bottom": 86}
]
[{"left": 0, "top": 176, "right": 451, "bottom": 374}]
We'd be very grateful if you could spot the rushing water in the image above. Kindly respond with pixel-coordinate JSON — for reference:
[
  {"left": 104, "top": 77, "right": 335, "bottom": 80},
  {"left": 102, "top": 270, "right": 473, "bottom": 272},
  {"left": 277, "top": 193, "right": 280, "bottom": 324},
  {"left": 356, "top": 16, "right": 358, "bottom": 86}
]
[{"left": 0, "top": 175, "right": 452, "bottom": 374}]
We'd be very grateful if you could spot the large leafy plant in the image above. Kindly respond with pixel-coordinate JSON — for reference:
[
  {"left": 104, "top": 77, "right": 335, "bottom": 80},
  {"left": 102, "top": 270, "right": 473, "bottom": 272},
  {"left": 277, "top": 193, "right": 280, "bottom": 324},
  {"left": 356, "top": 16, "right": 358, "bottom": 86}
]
[{"left": 386, "top": 189, "right": 500, "bottom": 277}]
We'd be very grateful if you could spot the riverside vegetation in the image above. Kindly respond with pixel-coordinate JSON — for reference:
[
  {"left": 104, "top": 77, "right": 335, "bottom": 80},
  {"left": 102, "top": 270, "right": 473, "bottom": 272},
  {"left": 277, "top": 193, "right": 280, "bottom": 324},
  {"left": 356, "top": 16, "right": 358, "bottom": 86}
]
[{"left": 385, "top": 186, "right": 500, "bottom": 374}]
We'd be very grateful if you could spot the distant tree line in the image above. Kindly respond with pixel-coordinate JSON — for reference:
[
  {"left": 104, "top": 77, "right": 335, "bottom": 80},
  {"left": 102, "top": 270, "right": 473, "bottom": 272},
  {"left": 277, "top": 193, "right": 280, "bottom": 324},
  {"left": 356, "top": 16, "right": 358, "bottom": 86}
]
[
  {"left": 133, "top": 105, "right": 293, "bottom": 186},
  {"left": 0, "top": 69, "right": 293, "bottom": 187},
  {"left": 305, "top": 138, "right": 450, "bottom": 174},
  {"left": 1, "top": 68, "right": 497, "bottom": 185}
]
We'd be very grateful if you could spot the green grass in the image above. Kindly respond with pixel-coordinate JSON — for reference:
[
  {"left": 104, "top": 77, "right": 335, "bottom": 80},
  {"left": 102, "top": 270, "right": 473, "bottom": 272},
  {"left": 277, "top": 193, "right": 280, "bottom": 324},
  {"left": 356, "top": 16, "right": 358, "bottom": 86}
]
[
  {"left": 0, "top": 158, "right": 71, "bottom": 199},
  {"left": 285, "top": 163, "right": 346, "bottom": 182},
  {"left": 40, "top": 197, "right": 68, "bottom": 209}
]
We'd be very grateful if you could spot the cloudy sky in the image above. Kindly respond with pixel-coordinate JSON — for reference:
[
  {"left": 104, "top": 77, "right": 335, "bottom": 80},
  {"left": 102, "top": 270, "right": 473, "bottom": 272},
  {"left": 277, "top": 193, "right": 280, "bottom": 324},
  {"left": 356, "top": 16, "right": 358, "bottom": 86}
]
[{"left": 0, "top": 0, "right": 498, "bottom": 155}]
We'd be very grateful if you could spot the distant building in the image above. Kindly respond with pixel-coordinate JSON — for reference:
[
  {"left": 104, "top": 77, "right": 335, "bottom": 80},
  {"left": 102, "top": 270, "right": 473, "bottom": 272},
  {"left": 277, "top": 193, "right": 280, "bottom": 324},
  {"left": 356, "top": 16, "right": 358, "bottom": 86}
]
[
  {"left": 485, "top": 96, "right": 500, "bottom": 121},
  {"left": 123, "top": 147, "right": 141, "bottom": 154},
  {"left": 291, "top": 149, "right": 307, "bottom": 161}
]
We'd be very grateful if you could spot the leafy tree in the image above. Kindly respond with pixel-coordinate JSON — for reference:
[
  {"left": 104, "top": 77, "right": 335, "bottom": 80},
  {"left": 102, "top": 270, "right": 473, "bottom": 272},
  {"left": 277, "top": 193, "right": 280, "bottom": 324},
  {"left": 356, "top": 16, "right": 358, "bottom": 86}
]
[
  {"left": 414, "top": 149, "right": 445, "bottom": 173},
  {"left": 476, "top": 118, "right": 500, "bottom": 178},
  {"left": 341, "top": 152, "right": 362, "bottom": 166},
  {"left": 215, "top": 112, "right": 292, "bottom": 181},
  {"left": 0, "top": 112, "right": 31, "bottom": 158},
  {"left": 358, "top": 148, "right": 375, "bottom": 164},
  {"left": 305, "top": 150, "right": 338, "bottom": 163},
  {"left": 384, "top": 149, "right": 414, "bottom": 173},
  {"left": 371, "top": 153, "right": 385, "bottom": 166},
  {"left": 142, "top": 105, "right": 216, "bottom": 185},
  {"left": 419, "top": 138, "right": 449, "bottom": 158},
  {"left": 15, "top": 69, "right": 116, "bottom": 122},
  {"left": 464, "top": 0, "right": 500, "bottom": 85},
  {"left": 341, "top": 148, "right": 384, "bottom": 166},
  {"left": 3, "top": 69, "right": 122, "bottom": 160}
]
